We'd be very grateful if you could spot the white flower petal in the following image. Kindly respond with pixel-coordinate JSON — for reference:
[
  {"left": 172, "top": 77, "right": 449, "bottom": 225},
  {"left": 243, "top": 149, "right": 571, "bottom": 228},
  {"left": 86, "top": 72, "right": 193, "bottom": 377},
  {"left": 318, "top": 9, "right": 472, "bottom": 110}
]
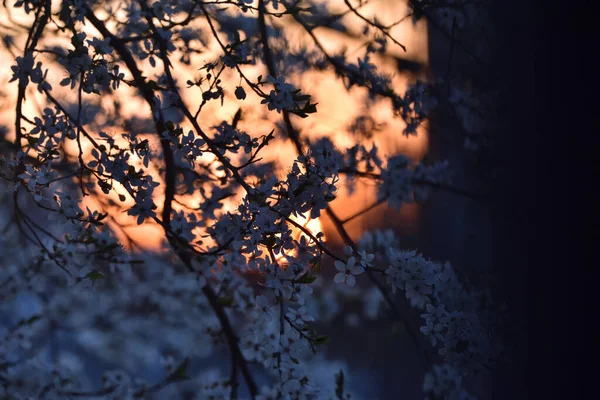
[
  {"left": 334, "top": 272, "right": 346, "bottom": 283},
  {"left": 346, "top": 256, "right": 356, "bottom": 269},
  {"left": 350, "top": 266, "right": 365, "bottom": 275},
  {"left": 334, "top": 260, "right": 346, "bottom": 272},
  {"left": 346, "top": 274, "right": 356, "bottom": 287}
]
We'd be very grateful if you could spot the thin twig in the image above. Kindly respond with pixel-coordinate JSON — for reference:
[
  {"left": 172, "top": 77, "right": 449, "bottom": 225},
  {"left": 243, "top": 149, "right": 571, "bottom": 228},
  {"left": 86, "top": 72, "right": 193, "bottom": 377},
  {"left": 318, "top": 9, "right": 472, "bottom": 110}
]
[
  {"left": 325, "top": 206, "right": 431, "bottom": 368},
  {"left": 343, "top": 0, "right": 407, "bottom": 52},
  {"left": 84, "top": 5, "right": 258, "bottom": 397}
]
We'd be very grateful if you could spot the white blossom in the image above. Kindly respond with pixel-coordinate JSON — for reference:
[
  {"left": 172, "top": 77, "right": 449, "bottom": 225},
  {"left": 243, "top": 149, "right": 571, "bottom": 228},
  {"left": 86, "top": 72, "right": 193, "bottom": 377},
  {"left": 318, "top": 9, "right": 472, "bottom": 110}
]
[{"left": 334, "top": 257, "right": 364, "bottom": 287}]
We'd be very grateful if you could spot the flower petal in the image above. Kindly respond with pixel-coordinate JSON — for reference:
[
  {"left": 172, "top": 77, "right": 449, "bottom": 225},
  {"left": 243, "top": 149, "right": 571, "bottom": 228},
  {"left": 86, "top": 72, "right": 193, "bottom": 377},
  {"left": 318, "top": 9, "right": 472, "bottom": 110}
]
[
  {"left": 346, "top": 274, "right": 356, "bottom": 287},
  {"left": 334, "top": 272, "right": 346, "bottom": 283},
  {"left": 346, "top": 256, "right": 356, "bottom": 269},
  {"left": 350, "top": 265, "right": 365, "bottom": 275}
]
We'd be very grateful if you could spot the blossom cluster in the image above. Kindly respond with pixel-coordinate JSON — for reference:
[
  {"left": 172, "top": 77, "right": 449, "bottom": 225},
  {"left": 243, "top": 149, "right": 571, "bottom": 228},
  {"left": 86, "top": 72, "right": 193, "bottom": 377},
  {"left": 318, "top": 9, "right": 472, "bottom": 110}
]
[
  {"left": 359, "top": 229, "right": 506, "bottom": 393},
  {"left": 0, "top": 0, "right": 504, "bottom": 398},
  {"left": 379, "top": 155, "right": 452, "bottom": 210}
]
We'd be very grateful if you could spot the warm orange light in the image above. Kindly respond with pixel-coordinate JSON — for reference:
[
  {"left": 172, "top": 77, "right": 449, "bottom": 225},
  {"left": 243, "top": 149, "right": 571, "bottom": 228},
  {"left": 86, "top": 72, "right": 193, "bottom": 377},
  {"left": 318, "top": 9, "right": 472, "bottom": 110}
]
[{"left": 0, "top": 0, "right": 429, "bottom": 255}]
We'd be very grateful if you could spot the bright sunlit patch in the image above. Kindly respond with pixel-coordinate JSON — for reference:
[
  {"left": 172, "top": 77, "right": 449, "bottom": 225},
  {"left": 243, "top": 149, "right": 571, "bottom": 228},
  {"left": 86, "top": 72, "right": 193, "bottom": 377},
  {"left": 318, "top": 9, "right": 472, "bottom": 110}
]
[
  {"left": 290, "top": 213, "right": 324, "bottom": 242},
  {"left": 270, "top": 212, "right": 324, "bottom": 264}
]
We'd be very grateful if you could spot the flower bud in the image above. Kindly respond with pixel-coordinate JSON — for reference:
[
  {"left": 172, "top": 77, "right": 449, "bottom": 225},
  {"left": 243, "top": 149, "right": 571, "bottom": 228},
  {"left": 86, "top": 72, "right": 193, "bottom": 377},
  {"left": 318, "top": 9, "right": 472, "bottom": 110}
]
[{"left": 235, "top": 86, "right": 246, "bottom": 100}]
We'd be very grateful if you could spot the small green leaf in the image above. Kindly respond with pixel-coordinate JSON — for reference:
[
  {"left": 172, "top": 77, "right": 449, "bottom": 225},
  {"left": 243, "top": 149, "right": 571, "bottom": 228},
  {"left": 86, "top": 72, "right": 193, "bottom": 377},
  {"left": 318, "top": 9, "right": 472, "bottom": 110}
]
[
  {"left": 294, "top": 94, "right": 311, "bottom": 102},
  {"left": 97, "top": 213, "right": 108, "bottom": 221},
  {"left": 85, "top": 270, "right": 104, "bottom": 281},
  {"left": 335, "top": 369, "right": 344, "bottom": 399},
  {"left": 167, "top": 358, "right": 190, "bottom": 382},
  {"left": 296, "top": 274, "right": 317, "bottom": 284},
  {"left": 16, "top": 315, "right": 42, "bottom": 327},
  {"left": 304, "top": 102, "right": 318, "bottom": 114},
  {"left": 24, "top": 315, "right": 42, "bottom": 325},
  {"left": 291, "top": 109, "right": 308, "bottom": 118},
  {"left": 311, "top": 258, "right": 322, "bottom": 274},
  {"left": 314, "top": 335, "right": 330, "bottom": 345}
]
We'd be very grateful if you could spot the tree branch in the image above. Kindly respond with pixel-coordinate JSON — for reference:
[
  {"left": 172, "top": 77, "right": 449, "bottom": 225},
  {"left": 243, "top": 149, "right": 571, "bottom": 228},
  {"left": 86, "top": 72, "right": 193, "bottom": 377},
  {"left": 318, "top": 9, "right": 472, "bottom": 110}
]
[{"left": 84, "top": 5, "right": 258, "bottom": 397}]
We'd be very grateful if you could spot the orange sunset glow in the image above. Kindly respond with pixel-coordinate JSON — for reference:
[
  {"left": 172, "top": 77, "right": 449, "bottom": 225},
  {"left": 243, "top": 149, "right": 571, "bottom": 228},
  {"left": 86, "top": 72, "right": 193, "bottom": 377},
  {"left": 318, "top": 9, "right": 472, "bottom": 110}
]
[{"left": 0, "top": 0, "right": 429, "bottom": 253}]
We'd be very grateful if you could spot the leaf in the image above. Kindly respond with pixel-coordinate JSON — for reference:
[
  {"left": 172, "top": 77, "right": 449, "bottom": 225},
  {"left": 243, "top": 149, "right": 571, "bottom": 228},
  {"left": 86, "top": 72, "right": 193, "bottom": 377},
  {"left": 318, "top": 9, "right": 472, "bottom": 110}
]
[
  {"left": 70, "top": 34, "right": 82, "bottom": 48},
  {"left": 232, "top": 108, "right": 243, "bottom": 129},
  {"left": 166, "top": 358, "right": 190, "bottom": 382},
  {"left": 311, "top": 258, "right": 322, "bottom": 274},
  {"left": 290, "top": 109, "right": 308, "bottom": 118},
  {"left": 85, "top": 270, "right": 104, "bottom": 281},
  {"left": 296, "top": 273, "right": 317, "bottom": 284},
  {"left": 97, "top": 212, "right": 108, "bottom": 221},
  {"left": 314, "top": 335, "right": 330, "bottom": 345},
  {"left": 16, "top": 315, "right": 42, "bottom": 328},
  {"left": 303, "top": 102, "right": 318, "bottom": 114},
  {"left": 24, "top": 315, "right": 42, "bottom": 325},
  {"left": 294, "top": 94, "right": 311, "bottom": 102},
  {"left": 146, "top": 79, "right": 158, "bottom": 89},
  {"left": 335, "top": 370, "right": 345, "bottom": 399}
]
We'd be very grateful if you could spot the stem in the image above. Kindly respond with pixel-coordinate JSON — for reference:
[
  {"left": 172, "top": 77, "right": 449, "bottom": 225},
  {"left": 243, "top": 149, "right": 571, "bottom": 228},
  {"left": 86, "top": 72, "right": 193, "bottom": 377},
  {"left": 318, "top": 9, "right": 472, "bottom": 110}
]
[
  {"left": 257, "top": 0, "right": 305, "bottom": 157},
  {"left": 325, "top": 206, "right": 431, "bottom": 367},
  {"left": 84, "top": 6, "right": 258, "bottom": 397},
  {"left": 14, "top": 0, "right": 51, "bottom": 152},
  {"left": 343, "top": 0, "right": 407, "bottom": 51}
]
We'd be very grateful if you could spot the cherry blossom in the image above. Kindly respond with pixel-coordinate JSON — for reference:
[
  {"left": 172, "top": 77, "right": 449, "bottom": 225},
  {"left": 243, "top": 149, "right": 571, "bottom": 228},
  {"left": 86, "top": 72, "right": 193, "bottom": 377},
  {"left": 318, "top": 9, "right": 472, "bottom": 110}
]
[
  {"left": 333, "top": 257, "right": 365, "bottom": 287},
  {"left": 0, "top": 0, "right": 506, "bottom": 398}
]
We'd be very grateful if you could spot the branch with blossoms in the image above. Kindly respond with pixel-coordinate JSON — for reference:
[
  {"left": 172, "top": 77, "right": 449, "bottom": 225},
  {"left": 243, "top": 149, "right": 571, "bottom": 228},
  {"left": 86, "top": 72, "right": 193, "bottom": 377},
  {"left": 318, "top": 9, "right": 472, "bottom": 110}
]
[{"left": 0, "top": 0, "right": 507, "bottom": 398}]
